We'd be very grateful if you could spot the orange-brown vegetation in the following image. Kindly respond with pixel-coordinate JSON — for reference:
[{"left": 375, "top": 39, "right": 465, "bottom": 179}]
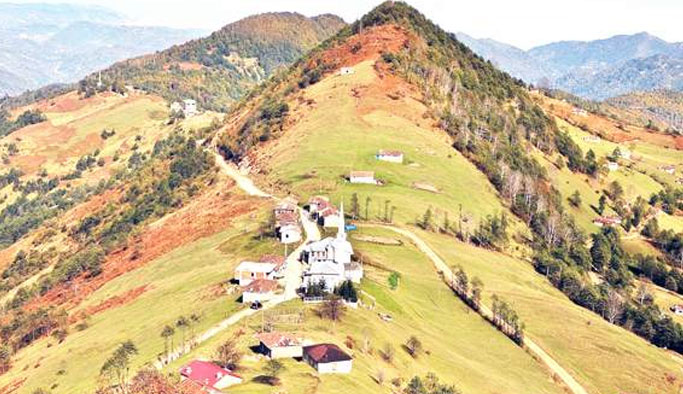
[
  {"left": 537, "top": 93, "right": 683, "bottom": 150},
  {"left": 79, "top": 285, "right": 151, "bottom": 318},
  {"left": 25, "top": 178, "right": 258, "bottom": 310}
]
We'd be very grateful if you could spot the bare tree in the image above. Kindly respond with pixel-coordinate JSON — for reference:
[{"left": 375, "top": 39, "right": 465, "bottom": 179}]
[
  {"left": 215, "top": 336, "right": 242, "bottom": 370},
  {"left": 319, "top": 295, "right": 345, "bottom": 321},
  {"left": 605, "top": 289, "right": 624, "bottom": 324}
]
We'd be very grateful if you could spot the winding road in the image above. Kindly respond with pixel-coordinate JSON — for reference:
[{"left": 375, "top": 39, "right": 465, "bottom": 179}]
[
  {"left": 361, "top": 223, "right": 589, "bottom": 394},
  {"left": 166, "top": 148, "right": 588, "bottom": 394},
  {"left": 153, "top": 149, "right": 318, "bottom": 369}
]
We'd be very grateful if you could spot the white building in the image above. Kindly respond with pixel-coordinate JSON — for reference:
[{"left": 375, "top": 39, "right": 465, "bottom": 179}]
[
  {"left": 606, "top": 162, "right": 619, "bottom": 171},
  {"left": 318, "top": 207, "right": 343, "bottom": 228},
  {"left": 179, "top": 360, "right": 243, "bottom": 393},
  {"left": 349, "top": 171, "right": 376, "bottom": 184},
  {"left": 620, "top": 149, "right": 631, "bottom": 160},
  {"left": 255, "top": 332, "right": 303, "bottom": 359},
  {"left": 376, "top": 150, "right": 404, "bottom": 163},
  {"left": 278, "top": 224, "right": 302, "bottom": 244},
  {"left": 234, "top": 260, "right": 281, "bottom": 286},
  {"left": 303, "top": 344, "right": 352, "bottom": 374},
  {"left": 183, "top": 99, "right": 198, "bottom": 117},
  {"left": 339, "top": 67, "right": 354, "bottom": 76},
  {"left": 302, "top": 203, "right": 361, "bottom": 291}
]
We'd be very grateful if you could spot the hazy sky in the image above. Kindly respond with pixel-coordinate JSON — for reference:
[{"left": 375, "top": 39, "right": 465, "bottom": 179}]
[{"left": 8, "top": 0, "right": 683, "bottom": 49}]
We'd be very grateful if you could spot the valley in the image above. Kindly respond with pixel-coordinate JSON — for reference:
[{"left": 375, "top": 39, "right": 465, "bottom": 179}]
[{"left": 2, "top": 2, "right": 683, "bottom": 394}]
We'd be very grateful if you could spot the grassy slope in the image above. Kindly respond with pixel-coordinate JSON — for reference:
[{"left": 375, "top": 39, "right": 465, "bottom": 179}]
[
  {"left": 250, "top": 60, "right": 683, "bottom": 393},
  {"left": 422, "top": 231, "right": 683, "bottom": 394},
  {"left": 256, "top": 60, "right": 522, "bottom": 236},
  {"left": 0, "top": 206, "right": 270, "bottom": 394},
  {"left": 162, "top": 227, "right": 562, "bottom": 394}
]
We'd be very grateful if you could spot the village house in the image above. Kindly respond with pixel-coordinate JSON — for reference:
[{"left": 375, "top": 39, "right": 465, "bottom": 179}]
[
  {"left": 339, "top": 66, "right": 354, "bottom": 76},
  {"left": 242, "top": 279, "right": 279, "bottom": 304},
  {"left": 620, "top": 149, "right": 632, "bottom": 160},
  {"left": 303, "top": 344, "right": 353, "bottom": 374},
  {"left": 375, "top": 150, "right": 404, "bottom": 163},
  {"left": 318, "top": 206, "right": 343, "bottom": 228},
  {"left": 606, "top": 162, "right": 619, "bottom": 171},
  {"left": 593, "top": 216, "right": 622, "bottom": 227},
  {"left": 179, "top": 360, "right": 243, "bottom": 393},
  {"left": 660, "top": 165, "right": 676, "bottom": 175},
  {"left": 255, "top": 332, "right": 303, "bottom": 359},
  {"left": 582, "top": 135, "right": 601, "bottom": 143},
  {"left": 671, "top": 304, "right": 683, "bottom": 316},
  {"left": 183, "top": 99, "right": 198, "bottom": 117},
  {"left": 234, "top": 257, "right": 285, "bottom": 286},
  {"left": 302, "top": 203, "right": 362, "bottom": 291},
  {"left": 349, "top": 171, "right": 377, "bottom": 184},
  {"left": 306, "top": 196, "right": 330, "bottom": 214},
  {"left": 273, "top": 199, "right": 302, "bottom": 244}
]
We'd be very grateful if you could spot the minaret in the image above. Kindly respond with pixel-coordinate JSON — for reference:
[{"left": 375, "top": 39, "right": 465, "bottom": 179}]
[{"left": 337, "top": 201, "right": 346, "bottom": 240}]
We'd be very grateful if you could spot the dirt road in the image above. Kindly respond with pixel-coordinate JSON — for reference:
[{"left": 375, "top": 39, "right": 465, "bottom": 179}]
[{"left": 362, "top": 223, "right": 589, "bottom": 394}]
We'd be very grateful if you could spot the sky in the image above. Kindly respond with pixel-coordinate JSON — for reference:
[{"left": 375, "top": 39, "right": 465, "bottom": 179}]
[{"left": 7, "top": 0, "right": 683, "bottom": 49}]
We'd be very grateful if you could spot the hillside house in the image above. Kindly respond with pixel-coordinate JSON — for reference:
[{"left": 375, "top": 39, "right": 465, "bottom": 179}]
[
  {"left": 671, "top": 304, "right": 683, "bottom": 316},
  {"left": 349, "top": 171, "right": 376, "bottom": 184},
  {"left": 660, "top": 165, "right": 676, "bottom": 175},
  {"left": 242, "top": 279, "right": 279, "bottom": 304},
  {"left": 179, "top": 360, "right": 242, "bottom": 393},
  {"left": 620, "top": 149, "right": 632, "bottom": 160},
  {"left": 303, "top": 344, "right": 353, "bottom": 374},
  {"left": 376, "top": 150, "right": 404, "bottom": 163},
  {"left": 274, "top": 199, "right": 297, "bottom": 216},
  {"left": 278, "top": 224, "right": 302, "bottom": 244},
  {"left": 583, "top": 135, "right": 601, "bottom": 143},
  {"left": 302, "top": 203, "right": 362, "bottom": 291},
  {"left": 318, "top": 206, "right": 343, "bottom": 228},
  {"left": 255, "top": 332, "right": 303, "bottom": 359},
  {"left": 183, "top": 99, "right": 198, "bottom": 117},
  {"left": 307, "top": 196, "right": 330, "bottom": 214},
  {"left": 593, "top": 216, "right": 622, "bottom": 227},
  {"left": 234, "top": 258, "right": 284, "bottom": 286},
  {"left": 339, "top": 67, "right": 354, "bottom": 76},
  {"left": 606, "top": 162, "right": 619, "bottom": 171}
]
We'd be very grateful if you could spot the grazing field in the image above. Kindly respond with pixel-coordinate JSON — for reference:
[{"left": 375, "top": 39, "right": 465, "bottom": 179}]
[
  {"left": 252, "top": 60, "right": 523, "bottom": 238},
  {"left": 162, "top": 227, "right": 563, "bottom": 394},
  {"left": 0, "top": 206, "right": 270, "bottom": 394},
  {"left": 421, "top": 230, "right": 683, "bottom": 394}
]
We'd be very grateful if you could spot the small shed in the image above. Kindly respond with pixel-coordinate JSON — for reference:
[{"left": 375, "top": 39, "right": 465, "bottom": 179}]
[
  {"left": 303, "top": 343, "right": 352, "bottom": 374},
  {"left": 339, "top": 67, "right": 354, "bottom": 76},
  {"left": 234, "top": 261, "right": 279, "bottom": 286},
  {"left": 376, "top": 150, "right": 404, "bottom": 163},
  {"left": 606, "top": 162, "right": 619, "bottom": 171},
  {"left": 255, "top": 332, "right": 303, "bottom": 359},
  {"left": 349, "top": 171, "right": 376, "bottom": 184}
]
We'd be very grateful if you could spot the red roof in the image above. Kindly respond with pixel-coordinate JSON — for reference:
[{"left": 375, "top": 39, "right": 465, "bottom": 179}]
[
  {"left": 259, "top": 255, "right": 286, "bottom": 269},
  {"left": 255, "top": 332, "right": 302, "bottom": 348},
  {"left": 378, "top": 150, "right": 403, "bottom": 157},
  {"left": 243, "top": 279, "right": 279, "bottom": 293},
  {"left": 275, "top": 211, "right": 299, "bottom": 225},
  {"left": 350, "top": 171, "right": 375, "bottom": 178},
  {"left": 303, "top": 344, "right": 352, "bottom": 363},
  {"left": 179, "top": 360, "right": 241, "bottom": 390}
]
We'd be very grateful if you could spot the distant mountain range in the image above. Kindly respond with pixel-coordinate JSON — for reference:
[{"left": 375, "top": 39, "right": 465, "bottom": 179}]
[
  {"left": 0, "top": 3, "right": 204, "bottom": 96},
  {"left": 456, "top": 32, "right": 683, "bottom": 100}
]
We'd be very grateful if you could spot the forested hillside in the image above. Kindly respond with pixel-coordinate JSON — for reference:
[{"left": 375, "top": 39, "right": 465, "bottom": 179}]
[{"left": 80, "top": 12, "right": 346, "bottom": 111}]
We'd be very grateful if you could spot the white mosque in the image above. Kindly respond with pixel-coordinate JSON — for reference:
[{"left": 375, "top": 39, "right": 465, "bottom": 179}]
[{"left": 301, "top": 202, "right": 363, "bottom": 291}]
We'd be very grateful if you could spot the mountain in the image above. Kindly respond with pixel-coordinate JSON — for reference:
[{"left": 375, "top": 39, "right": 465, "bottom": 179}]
[
  {"left": 0, "top": 3, "right": 204, "bottom": 96},
  {"left": 81, "top": 12, "right": 346, "bottom": 111},
  {"left": 455, "top": 32, "right": 556, "bottom": 83},
  {"left": 458, "top": 32, "right": 683, "bottom": 99},
  {"left": 2, "top": 3, "right": 683, "bottom": 394}
]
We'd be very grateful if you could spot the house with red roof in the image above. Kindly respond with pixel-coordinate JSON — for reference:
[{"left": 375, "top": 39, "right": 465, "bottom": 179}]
[
  {"left": 303, "top": 343, "right": 353, "bottom": 374},
  {"left": 179, "top": 360, "right": 242, "bottom": 393},
  {"left": 255, "top": 332, "right": 303, "bottom": 359},
  {"left": 242, "top": 278, "right": 279, "bottom": 304}
]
